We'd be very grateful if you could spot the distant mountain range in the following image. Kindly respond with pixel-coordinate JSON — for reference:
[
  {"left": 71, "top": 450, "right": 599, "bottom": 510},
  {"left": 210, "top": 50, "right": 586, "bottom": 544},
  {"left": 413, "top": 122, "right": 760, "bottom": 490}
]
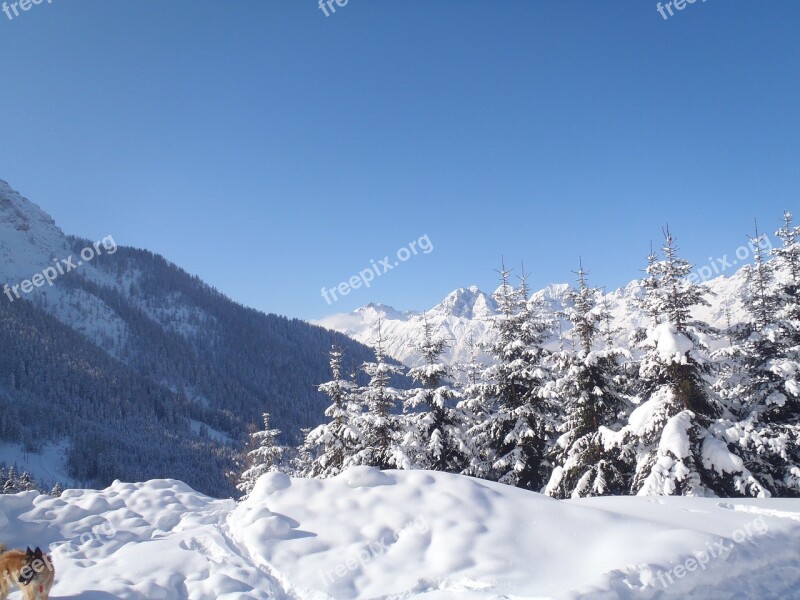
[
  {"left": 0, "top": 179, "right": 385, "bottom": 497},
  {"left": 0, "top": 177, "right": 756, "bottom": 497},
  {"left": 313, "top": 267, "right": 749, "bottom": 370}
]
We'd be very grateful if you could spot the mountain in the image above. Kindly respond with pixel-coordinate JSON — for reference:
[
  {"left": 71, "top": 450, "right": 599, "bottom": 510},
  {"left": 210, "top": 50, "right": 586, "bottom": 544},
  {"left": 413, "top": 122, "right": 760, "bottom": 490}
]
[
  {"left": 0, "top": 179, "right": 385, "bottom": 497},
  {"left": 313, "top": 270, "right": 750, "bottom": 370},
  {"left": 313, "top": 286, "right": 497, "bottom": 369}
]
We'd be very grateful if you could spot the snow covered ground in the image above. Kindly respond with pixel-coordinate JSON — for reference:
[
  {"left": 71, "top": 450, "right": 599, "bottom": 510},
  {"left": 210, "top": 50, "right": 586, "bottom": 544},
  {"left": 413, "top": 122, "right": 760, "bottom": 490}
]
[{"left": 1, "top": 469, "right": 799, "bottom": 599}]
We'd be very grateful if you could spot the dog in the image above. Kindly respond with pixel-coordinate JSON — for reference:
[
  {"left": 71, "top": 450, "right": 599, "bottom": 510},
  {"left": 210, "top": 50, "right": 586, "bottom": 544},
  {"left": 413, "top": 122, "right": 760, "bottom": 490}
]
[{"left": 0, "top": 545, "right": 55, "bottom": 600}]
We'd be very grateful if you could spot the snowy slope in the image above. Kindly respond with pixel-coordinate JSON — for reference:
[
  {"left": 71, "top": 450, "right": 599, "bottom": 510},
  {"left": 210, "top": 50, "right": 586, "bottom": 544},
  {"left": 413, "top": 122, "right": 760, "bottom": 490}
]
[
  {"left": 0, "top": 180, "right": 73, "bottom": 284},
  {"left": 2, "top": 470, "right": 799, "bottom": 599},
  {"left": 0, "top": 179, "right": 384, "bottom": 495},
  {"left": 0, "top": 442, "right": 77, "bottom": 490},
  {"left": 312, "top": 273, "right": 751, "bottom": 369},
  {"left": 0, "top": 179, "right": 194, "bottom": 351}
]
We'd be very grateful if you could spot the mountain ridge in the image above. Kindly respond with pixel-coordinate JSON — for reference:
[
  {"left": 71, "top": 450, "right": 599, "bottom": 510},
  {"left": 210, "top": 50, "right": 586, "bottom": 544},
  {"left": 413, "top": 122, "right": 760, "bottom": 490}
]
[
  {"left": 312, "top": 264, "right": 750, "bottom": 369},
  {"left": 0, "top": 179, "right": 387, "bottom": 496}
]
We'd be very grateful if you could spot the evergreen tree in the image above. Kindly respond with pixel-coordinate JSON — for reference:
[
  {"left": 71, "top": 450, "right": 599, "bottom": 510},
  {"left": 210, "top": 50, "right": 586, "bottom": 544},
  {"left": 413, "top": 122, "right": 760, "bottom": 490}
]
[
  {"left": 290, "top": 428, "right": 313, "bottom": 476},
  {"left": 3, "top": 466, "right": 18, "bottom": 494},
  {"left": 469, "top": 263, "right": 556, "bottom": 490},
  {"left": 546, "top": 261, "right": 633, "bottom": 498},
  {"left": 620, "top": 227, "right": 766, "bottom": 497},
  {"left": 298, "top": 346, "right": 361, "bottom": 478},
  {"left": 403, "top": 316, "right": 466, "bottom": 472},
  {"left": 50, "top": 482, "right": 64, "bottom": 497},
  {"left": 236, "top": 412, "right": 284, "bottom": 498},
  {"left": 716, "top": 215, "right": 800, "bottom": 495},
  {"left": 457, "top": 336, "right": 492, "bottom": 477},
  {"left": 17, "top": 471, "right": 37, "bottom": 493},
  {"left": 349, "top": 321, "right": 406, "bottom": 470}
]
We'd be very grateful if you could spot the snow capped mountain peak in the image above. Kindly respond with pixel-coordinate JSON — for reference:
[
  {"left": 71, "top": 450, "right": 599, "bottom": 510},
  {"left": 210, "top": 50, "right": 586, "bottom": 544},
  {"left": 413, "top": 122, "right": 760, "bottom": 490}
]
[
  {"left": 431, "top": 285, "right": 497, "bottom": 319},
  {"left": 535, "top": 282, "right": 572, "bottom": 299},
  {"left": 0, "top": 179, "right": 60, "bottom": 233},
  {"left": 355, "top": 302, "right": 418, "bottom": 323},
  {"left": 531, "top": 282, "right": 574, "bottom": 312},
  {"left": 0, "top": 180, "right": 71, "bottom": 283},
  {"left": 313, "top": 264, "right": 755, "bottom": 370},
  {"left": 313, "top": 287, "right": 504, "bottom": 368}
]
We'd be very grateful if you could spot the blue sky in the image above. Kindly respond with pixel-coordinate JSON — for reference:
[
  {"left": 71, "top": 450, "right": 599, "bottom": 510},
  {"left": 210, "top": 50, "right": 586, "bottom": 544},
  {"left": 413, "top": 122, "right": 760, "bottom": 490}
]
[{"left": 0, "top": 0, "right": 798, "bottom": 320}]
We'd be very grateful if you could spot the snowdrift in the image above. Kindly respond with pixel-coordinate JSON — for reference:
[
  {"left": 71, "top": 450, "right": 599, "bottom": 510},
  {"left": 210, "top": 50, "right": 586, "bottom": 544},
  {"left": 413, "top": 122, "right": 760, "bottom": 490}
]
[{"left": 1, "top": 469, "right": 799, "bottom": 599}]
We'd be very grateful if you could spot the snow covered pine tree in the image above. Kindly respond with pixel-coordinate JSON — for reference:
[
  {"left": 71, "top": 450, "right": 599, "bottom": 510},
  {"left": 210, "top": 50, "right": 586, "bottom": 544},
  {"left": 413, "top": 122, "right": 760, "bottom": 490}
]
[
  {"left": 469, "top": 263, "right": 557, "bottom": 490},
  {"left": 298, "top": 346, "right": 361, "bottom": 478},
  {"left": 349, "top": 320, "right": 406, "bottom": 470},
  {"left": 236, "top": 412, "right": 284, "bottom": 498},
  {"left": 546, "top": 261, "right": 633, "bottom": 498},
  {"left": 617, "top": 227, "right": 767, "bottom": 497},
  {"left": 456, "top": 335, "right": 493, "bottom": 477},
  {"left": 716, "top": 214, "right": 800, "bottom": 496},
  {"left": 402, "top": 315, "right": 467, "bottom": 473}
]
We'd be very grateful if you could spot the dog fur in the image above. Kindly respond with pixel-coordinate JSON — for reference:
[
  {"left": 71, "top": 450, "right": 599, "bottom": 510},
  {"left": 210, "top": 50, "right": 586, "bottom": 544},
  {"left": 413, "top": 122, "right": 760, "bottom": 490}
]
[{"left": 0, "top": 545, "right": 54, "bottom": 600}]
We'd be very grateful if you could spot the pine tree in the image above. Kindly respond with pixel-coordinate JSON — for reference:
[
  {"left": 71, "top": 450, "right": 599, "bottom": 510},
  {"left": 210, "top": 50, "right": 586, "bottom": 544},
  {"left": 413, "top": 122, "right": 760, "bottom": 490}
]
[
  {"left": 298, "top": 346, "right": 361, "bottom": 478},
  {"left": 716, "top": 215, "right": 800, "bottom": 496},
  {"left": 236, "top": 412, "right": 284, "bottom": 498},
  {"left": 620, "top": 227, "right": 767, "bottom": 497},
  {"left": 50, "top": 482, "right": 64, "bottom": 497},
  {"left": 546, "top": 261, "right": 633, "bottom": 498},
  {"left": 470, "top": 263, "right": 556, "bottom": 490},
  {"left": 291, "top": 428, "right": 313, "bottom": 476},
  {"left": 637, "top": 241, "right": 663, "bottom": 326},
  {"left": 17, "top": 471, "right": 37, "bottom": 493},
  {"left": 349, "top": 321, "right": 406, "bottom": 470},
  {"left": 2, "top": 466, "right": 18, "bottom": 494},
  {"left": 457, "top": 336, "right": 492, "bottom": 477},
  {"left": 403, "top": 316, "right": 466, "bottom": 472}
]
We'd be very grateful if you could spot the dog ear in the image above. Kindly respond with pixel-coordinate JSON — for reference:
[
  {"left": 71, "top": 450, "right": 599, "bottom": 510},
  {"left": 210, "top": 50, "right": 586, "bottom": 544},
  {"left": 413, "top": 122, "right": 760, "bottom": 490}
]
[
  {"left": 26, "top": 547, "right": 33, "bottom": 557},
  {"left": 34, "top": 547, "right": 43, "bottom": 558}
]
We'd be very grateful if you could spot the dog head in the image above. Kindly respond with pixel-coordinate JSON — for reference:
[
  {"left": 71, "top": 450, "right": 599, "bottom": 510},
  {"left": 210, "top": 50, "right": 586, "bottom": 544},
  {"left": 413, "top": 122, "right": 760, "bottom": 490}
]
[{"left": 17, "top": 546, "right": 50, "bottom": 586}]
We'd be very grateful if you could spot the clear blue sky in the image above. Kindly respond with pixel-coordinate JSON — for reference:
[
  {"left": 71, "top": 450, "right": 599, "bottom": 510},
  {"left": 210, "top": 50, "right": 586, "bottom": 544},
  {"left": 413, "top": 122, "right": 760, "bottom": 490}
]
[{"left": 0, "top": 1, "right": 798, "bottom": 320}]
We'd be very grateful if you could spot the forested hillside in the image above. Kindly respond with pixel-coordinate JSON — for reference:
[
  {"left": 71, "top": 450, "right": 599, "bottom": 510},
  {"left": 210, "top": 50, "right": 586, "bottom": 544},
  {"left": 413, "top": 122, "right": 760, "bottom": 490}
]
[{"left": 0, "top": 180, "right": 396, "bottom": 497}]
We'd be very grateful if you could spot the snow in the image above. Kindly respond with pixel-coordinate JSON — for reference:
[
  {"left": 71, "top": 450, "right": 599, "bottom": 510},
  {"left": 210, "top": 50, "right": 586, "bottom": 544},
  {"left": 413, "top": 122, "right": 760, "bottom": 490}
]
[
  {"left": 659, "top": 411, "right": 694, "bottom": 460},
  {"left": 648, "top": 323, "right": 694, "bottom": 364},
  {"left": 0, "top": 441, "right": 78, "bottom": 488},
  {"left": 627, "top": 389, "right": 672, "bottom": 437},
  {"left": 0, "top": 180, "right": 215, "bottom": 363},
  {"left": 2, "top": 471, "right": 800, "bottom": 599},
  {"left": 312, "top": 268, "right": 752, "bottom": 372},
  {"left": 189, "top": 420, "right": 234, "bottom": 445},
  {"left": 703, "top": 436, "right": 745, "bottom": 474}
]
